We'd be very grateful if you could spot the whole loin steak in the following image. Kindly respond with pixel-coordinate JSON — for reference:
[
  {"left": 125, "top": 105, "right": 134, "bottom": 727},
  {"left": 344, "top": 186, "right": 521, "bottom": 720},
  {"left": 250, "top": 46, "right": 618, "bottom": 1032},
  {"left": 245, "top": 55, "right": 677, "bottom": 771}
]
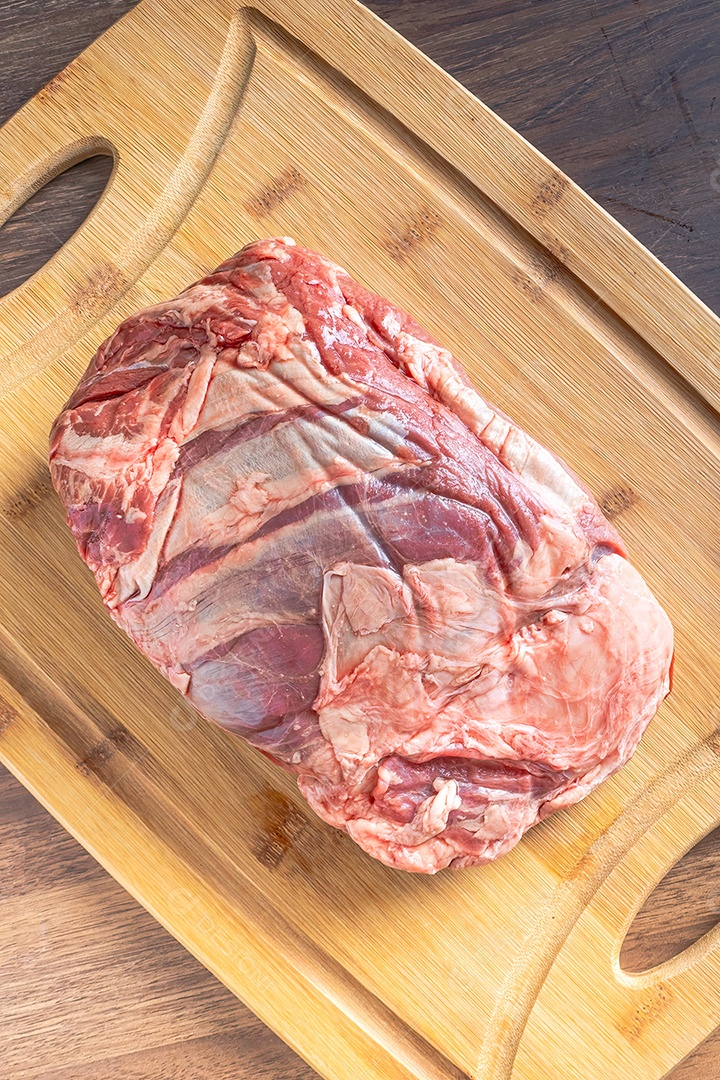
[{"left": 50, "top": 238, "right": 674, "bottom": 873}]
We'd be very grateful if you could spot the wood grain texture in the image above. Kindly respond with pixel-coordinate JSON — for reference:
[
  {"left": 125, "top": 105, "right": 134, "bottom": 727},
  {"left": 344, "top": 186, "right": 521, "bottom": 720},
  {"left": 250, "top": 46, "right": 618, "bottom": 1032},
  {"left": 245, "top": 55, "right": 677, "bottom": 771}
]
[
  {"left": 0, "top": 764, "right": 318, "bottom": 1080},
  {"left": 368, "top": 0, "right": 720, "bottom": 317},
  {"left": 1, "top": 1, "right": 720, "bottom": 1078}
]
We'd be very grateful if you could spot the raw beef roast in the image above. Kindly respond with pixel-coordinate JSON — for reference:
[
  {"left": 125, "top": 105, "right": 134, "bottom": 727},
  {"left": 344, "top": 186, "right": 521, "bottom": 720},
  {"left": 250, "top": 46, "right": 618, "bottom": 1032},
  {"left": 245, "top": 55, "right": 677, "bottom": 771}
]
[{"left": 49, "top": 237, "right": 674, "bottom": 873}]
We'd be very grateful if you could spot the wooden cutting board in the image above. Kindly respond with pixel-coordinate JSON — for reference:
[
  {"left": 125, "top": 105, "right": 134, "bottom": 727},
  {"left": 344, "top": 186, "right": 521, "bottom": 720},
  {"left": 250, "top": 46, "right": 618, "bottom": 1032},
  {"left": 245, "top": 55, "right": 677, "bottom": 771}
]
[{"left": 1, "top": 1, "right": 720, "bottom": 1076}]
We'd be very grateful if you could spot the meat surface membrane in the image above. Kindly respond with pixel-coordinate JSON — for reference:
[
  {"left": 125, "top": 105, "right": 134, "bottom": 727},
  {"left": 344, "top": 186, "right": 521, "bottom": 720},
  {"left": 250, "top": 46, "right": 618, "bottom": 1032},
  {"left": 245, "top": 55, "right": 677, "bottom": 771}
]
[{"left": 50, "top": 237, "right": 674, "bottom": 872}]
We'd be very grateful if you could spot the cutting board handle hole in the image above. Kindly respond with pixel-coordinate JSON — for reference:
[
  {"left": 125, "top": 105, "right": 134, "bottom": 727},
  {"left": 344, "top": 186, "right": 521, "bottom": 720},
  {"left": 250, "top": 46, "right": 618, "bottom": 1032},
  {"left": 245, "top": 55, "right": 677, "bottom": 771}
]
[
  {"left": 619, "top": 823, "right": 720, "bottom": 974},
  {"left": 0, "top": 153, "right": 114, "bottom": 300}
]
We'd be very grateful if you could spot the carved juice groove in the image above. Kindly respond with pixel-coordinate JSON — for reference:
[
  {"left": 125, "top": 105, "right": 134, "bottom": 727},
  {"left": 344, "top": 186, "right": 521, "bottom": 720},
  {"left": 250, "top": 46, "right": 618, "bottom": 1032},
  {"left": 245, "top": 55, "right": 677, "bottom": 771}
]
[
  {"left": 0, "top": 8, "right": 256, "bottom": 399},
  {"left": 248, "top": 7, "right": 720, "bottom": 462},
  {"left": 255, "top": 0, "right": 720, "bottom": 417},
  {"left": 0, "top": 626, "right": 469, "bottom": 1080},
  {"left": 1, "top": 0, "right": 717, "bottom": 469},
  {"left": 1, "top": 2, "right": 720, "bottom": 1078},
  {"left": 475, "top": 735, "right": 720, "bottom": 1079}
]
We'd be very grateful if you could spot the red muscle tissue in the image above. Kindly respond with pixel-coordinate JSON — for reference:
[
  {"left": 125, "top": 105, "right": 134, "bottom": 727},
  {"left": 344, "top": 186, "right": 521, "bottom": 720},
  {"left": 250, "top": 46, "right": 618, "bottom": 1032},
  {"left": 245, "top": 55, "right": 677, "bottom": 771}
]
[{"left": 50, "top": 238, "right": 673, "bottom": 872}]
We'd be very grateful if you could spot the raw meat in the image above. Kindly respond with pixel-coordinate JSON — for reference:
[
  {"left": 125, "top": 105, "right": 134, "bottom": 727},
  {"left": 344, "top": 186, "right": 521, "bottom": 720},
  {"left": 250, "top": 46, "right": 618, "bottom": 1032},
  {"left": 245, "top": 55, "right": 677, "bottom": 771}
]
[{"left": 49, "top": 237, "right": 674, "bottom": 873}]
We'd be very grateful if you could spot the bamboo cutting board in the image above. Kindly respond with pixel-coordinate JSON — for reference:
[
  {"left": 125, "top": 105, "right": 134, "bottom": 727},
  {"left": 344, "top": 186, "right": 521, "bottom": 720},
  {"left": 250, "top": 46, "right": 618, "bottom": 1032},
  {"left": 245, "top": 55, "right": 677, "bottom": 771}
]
[{"left": 1, "top": 1, "right": 720, "bottom": 1077}]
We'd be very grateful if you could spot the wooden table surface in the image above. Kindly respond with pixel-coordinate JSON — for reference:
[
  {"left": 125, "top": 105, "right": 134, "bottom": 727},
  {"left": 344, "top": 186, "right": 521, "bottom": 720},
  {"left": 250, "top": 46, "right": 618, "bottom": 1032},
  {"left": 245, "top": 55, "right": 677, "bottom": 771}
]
[{"left": 1, "top": 1, "right": 719, "bottom": 1077}]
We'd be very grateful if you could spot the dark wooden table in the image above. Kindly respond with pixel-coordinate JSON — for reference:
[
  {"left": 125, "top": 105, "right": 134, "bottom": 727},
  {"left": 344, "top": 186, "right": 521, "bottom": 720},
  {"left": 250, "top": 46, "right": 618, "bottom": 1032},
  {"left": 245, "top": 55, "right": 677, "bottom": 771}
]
[{"left": 1, "top": 1, "right": 719, "bottom": 1077}]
